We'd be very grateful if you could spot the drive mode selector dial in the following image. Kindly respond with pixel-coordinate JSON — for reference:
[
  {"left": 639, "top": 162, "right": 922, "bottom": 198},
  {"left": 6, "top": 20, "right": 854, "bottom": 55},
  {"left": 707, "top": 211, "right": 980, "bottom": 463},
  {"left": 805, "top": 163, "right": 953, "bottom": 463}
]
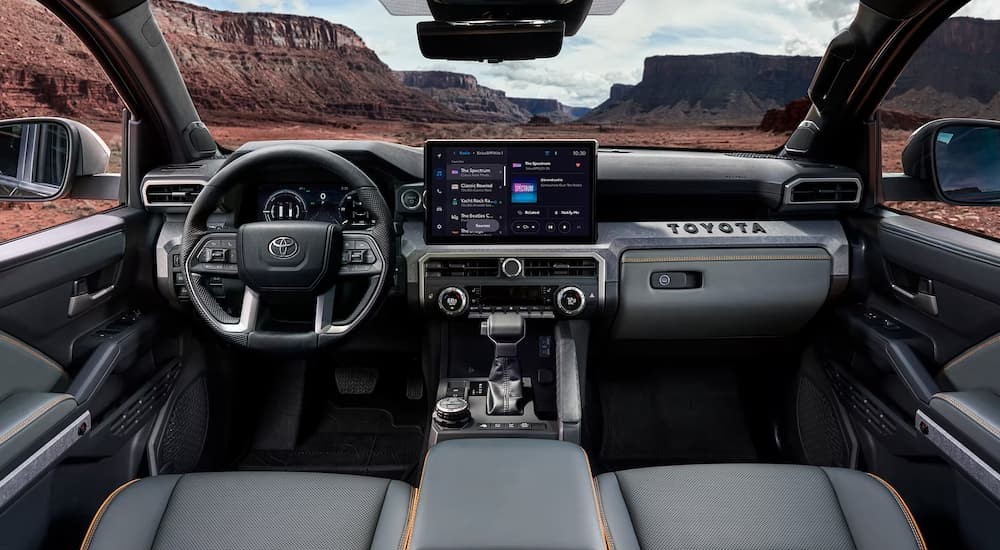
[
  {"left": 434, "top": 397, "right": 471, "bottom": 428},
  {"left": 437, "top": 286, "right": 469, "bottom": 316},
  {"left": 556, "top": 286, "right": 586, "bottom": 316},
  {"left": 501, "top": 257, "right": 523, "bottom": 278}
]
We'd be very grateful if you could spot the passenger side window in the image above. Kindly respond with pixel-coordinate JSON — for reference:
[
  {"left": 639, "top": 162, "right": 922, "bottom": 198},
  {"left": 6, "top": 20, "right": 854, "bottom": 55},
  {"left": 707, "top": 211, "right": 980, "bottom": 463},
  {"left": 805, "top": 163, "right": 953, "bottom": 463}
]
[
  {"left": 0, "top": 0, "right": 124, "bottom": 244},
  {"left": 879, "top": 3, "right": 1000, "bottom": 240}
]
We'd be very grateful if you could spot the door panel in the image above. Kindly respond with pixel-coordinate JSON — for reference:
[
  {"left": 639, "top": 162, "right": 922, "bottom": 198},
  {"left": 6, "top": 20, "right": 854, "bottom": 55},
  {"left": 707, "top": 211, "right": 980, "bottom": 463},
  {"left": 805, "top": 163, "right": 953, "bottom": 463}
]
[
  {"left": 837, "top": 210, "right": 1000, "bottom": 547},
  {"left": 0, "top": 207, "right": 170, "bottom": 523}
]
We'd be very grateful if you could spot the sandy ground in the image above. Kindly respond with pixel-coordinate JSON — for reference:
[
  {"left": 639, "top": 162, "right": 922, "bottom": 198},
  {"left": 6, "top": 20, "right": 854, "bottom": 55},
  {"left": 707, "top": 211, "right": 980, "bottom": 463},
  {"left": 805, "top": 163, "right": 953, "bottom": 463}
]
[{"left": 1, "top": 122, "right": 996, "bottom": 242}]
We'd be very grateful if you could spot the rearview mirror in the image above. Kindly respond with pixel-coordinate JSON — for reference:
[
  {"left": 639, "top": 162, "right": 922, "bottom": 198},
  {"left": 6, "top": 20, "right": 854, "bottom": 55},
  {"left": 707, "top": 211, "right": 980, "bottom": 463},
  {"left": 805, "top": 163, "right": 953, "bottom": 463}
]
[
  {"left": 417, "top": 20, "right": 565, "bottom": 62},
  {"left": 903, "top": 119, "right": 1000, "bottom": 205},
  {"left": 0, "top": 117, "right": 110, "bottom": 202}
]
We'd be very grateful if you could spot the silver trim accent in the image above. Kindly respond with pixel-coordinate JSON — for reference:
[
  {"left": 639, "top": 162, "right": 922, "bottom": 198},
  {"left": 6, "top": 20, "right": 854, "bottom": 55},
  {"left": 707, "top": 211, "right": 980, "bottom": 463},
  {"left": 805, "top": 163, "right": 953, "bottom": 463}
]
[
  {"left": 0, "top": 411, "right": 90, "bottom": 509},
  {"left": 316, "top": 232, "right": 389, "bottom": 335},
  {"left": 141, "top": 179, "right": 206, "bottom": 207},
  {"left": 783, "top": 177, "right": 862, "bottom": 205},
  {"left": 555, "top": 286, "right": 586, "bottom": 316},
  {"left": 916, "top": 409, "right": 1000, "bottom": 500},
  {"left": 501, "top": 257, "right": 523, "bottom": 278}
]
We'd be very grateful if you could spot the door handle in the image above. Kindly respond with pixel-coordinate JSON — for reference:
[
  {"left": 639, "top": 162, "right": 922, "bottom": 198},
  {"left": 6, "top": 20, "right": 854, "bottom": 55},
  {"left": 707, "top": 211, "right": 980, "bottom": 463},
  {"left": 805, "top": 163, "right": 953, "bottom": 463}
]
[
  {"left": 67, "top": 284, "right": 114, "bottom": 317},
  {"left": 891, "top": 277, "right": 938, "bottom": 316}
]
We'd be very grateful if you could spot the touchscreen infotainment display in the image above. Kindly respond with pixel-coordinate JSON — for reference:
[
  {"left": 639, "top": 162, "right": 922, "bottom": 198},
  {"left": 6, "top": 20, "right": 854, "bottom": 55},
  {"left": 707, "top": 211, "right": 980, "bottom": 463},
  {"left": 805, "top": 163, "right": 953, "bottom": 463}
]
[{"left": 425, "top": 140, "right": 596, "bottom": 243}]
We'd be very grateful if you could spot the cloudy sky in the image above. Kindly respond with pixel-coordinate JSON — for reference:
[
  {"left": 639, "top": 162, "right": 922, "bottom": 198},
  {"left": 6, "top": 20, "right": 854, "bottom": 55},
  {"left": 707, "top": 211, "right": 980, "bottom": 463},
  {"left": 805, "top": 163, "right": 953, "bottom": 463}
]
[{"left": 186, "top": 0, "right": 1000, "bottom": 107}]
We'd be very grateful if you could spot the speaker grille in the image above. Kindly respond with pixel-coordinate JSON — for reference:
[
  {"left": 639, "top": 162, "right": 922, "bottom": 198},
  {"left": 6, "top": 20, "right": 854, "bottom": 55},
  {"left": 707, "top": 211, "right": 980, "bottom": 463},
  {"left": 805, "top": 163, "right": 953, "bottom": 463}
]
[
  {"left": 796, "top": 373, "right": 849, "bottom": 467},
  {"left": 157, "top": 376, "right": 209, "bottom": 474}
]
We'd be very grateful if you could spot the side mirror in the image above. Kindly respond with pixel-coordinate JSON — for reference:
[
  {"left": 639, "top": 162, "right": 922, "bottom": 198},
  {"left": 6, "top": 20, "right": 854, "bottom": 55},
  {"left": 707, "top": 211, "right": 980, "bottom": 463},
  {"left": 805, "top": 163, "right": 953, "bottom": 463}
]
[
  {"left": 902, "top": 118, "right": 1000, "bottom": 205},
  {"left": 0, "top": 117, "right": 110, "bottom": 202}
]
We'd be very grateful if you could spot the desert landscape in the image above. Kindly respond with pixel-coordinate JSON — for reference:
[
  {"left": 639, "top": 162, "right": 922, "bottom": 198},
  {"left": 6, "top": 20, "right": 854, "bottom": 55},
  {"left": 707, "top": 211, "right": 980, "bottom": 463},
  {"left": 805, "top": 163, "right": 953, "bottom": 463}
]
[{"left": 0, "top": 0, "right": 998, "bottom": 242}]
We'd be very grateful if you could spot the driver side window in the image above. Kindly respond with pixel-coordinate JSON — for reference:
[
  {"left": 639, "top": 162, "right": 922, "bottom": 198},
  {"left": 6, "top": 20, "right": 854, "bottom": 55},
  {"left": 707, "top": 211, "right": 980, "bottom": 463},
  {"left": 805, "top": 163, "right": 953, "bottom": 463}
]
[{"left": 0, "top": 0, "right": 123, "bottom": 244}]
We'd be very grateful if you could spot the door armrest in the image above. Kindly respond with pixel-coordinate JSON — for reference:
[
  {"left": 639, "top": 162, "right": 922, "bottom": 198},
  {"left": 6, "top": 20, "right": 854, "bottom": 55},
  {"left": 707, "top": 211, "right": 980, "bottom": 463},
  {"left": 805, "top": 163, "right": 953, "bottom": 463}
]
[
  {"left": 0, "top": 393, "right": 77, "bottom": 477},
  {"left": 929, "top": 391, "right": 1000, "bottom": 469}
]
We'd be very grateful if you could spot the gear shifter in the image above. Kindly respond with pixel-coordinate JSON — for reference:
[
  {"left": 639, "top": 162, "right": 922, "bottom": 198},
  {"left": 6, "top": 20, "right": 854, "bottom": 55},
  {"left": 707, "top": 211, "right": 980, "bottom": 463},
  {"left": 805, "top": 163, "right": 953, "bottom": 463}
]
[{"left": 482, "top": 312, "right": 526, "bottom": 415}]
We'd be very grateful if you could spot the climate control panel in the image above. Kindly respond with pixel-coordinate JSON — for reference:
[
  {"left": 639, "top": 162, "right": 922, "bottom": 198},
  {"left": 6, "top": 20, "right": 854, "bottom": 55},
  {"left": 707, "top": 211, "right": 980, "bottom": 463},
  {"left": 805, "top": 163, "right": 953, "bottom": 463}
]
[{"left": 420, "top": 255, "right": 603, "bottom": 319}]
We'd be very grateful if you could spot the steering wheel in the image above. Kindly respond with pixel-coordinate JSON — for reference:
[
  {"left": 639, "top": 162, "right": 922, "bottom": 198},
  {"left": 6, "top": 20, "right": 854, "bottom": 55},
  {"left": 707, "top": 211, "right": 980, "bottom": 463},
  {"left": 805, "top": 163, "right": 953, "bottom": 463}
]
[{"left": 181, "top": 145, "right": 394, "bottom": 352}]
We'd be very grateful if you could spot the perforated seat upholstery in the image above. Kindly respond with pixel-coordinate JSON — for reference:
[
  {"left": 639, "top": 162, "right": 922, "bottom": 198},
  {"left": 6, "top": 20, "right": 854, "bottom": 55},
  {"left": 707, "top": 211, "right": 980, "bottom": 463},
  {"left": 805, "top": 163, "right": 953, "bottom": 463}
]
[
  {"left": 597, "top": 463, "right": 926, "bottom": 550},
  {"left": 81, "top": 471, "right": 414, "bottom": 550}
]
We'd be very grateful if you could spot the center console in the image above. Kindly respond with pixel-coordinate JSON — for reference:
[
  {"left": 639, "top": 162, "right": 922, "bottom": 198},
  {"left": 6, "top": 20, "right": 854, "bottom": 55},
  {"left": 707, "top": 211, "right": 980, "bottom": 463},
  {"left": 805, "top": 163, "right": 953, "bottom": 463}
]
[
  {"left": 419, "top": 141, "right": 600, "bottom": 445},
  {"left": 407, "top": 439, "right": 607, "bottom": 550}
]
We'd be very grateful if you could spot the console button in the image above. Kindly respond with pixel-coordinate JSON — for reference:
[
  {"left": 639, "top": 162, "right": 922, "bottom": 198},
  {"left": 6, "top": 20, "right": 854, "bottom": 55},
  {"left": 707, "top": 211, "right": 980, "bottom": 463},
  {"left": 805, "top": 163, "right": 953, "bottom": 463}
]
[
  {"left": 650, "top": 271, "right": 700, "bottom": 289},
  {"left": 437, "top": 287, "right": 469, "bottom": 317},
  {"left": 555, "top": 286, "right": 586, "bottom": 316}
]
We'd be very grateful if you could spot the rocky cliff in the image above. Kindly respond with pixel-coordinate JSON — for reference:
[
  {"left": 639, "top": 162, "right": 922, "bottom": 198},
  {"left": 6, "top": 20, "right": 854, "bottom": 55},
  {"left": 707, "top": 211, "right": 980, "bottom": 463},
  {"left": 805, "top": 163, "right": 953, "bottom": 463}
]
[
  {"left": 0, "top": 0, "right": 463, "bottom": 124},
  {"left": 398, "top": 71, "right": 531, "bottom": 122},
  {"left": 588, "top": 17, "right": 1000, "bottom": 126},
  {"left": 154, "top": 0, "right": 462, "bottom": 123},
  {"left": 585, "top": 53, "right": 820, "bottom": 125},
  {"left": 0, "top": 0, "right": 122, "bottom": 120},
  {"left": 508, "top": 98, "right": 590, "bottom": 122},
  {"left": 883, "top": 17, "right": 1000, "bottom": 119}
]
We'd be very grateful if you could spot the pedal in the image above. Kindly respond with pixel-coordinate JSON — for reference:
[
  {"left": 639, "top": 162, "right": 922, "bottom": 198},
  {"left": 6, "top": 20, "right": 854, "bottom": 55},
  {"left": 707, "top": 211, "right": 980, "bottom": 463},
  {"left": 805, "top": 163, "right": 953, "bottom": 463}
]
[
  {"left": 406, "top": 376, "right": 424, "bottom": 401},
  {"left": 334, "top": 367, "right": 378, "bottom": 395}
]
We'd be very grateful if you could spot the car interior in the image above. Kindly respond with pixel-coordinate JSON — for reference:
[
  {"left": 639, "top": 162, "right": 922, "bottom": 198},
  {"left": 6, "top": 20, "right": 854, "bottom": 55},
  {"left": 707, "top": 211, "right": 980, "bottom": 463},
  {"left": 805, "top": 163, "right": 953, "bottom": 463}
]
[{"left": 1, "top": 0, "right": 999, "bottom": 548}]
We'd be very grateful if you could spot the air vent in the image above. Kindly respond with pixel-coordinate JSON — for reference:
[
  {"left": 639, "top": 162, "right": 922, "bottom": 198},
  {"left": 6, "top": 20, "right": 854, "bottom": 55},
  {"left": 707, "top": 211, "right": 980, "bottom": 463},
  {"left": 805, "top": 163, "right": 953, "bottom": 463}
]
[
  {"left": 143, "top": 181, "right": 206, "bottom": 206},
  {"left": 159, "top": 163, "right": 203, "bottom": 171},
  {"left": 786, "top": 178, "right": 861, "bottom": 204},
  {"left": 523, "top": 258, "right": 598, "bottom": 278},
  {"left": 424, "top": 258, "right": 500, "bottom": 278}
]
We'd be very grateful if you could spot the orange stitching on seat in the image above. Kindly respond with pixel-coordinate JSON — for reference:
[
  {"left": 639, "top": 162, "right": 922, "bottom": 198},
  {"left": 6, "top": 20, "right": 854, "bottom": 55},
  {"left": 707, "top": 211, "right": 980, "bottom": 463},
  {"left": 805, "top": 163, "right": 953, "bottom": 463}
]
[
  {"left": 867, "top": 474, "right": 927, "bottom": 550},
  {"left": 0, "top": 395, "right": 71, "bottom": 446},
  {"left": 79, "top": 479, "right": 138, "bottom": 550},
  {"left": 579, "top": 448, "right": 612, "bottom": 550},
  {"left": 401, "top": 449, "right": 430, "bottom": 550}
]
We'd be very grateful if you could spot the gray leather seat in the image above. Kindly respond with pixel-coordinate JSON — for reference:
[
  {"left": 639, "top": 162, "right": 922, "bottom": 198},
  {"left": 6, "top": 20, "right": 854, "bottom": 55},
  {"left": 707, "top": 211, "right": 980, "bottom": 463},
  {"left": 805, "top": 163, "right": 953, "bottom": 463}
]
[
  {"left": 597, "top": 464, "right": 926, "bottom": 550},
  {"left": 81, "top": 471, "right": 414, "bottom": 550}
]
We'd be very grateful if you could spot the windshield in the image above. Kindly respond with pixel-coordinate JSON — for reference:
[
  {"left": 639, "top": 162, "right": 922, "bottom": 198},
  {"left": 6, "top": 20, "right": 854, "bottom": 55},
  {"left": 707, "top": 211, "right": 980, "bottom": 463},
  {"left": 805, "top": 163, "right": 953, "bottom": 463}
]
[{"left": 159, "top": 0, "right": 862, "bottom": 151}]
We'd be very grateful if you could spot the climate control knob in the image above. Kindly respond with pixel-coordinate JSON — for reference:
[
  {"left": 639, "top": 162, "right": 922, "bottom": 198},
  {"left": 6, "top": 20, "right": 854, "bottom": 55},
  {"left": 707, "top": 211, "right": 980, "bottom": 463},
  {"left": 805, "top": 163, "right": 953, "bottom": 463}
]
[
  {"left": 501, "top": 257, "right": 523, "bottom": 278},
  {"left": 555, "top": 286, "right": 586, "bottom": 316},
  {"left": 437, "top": 286, "right": 469, "bottom": 317}
]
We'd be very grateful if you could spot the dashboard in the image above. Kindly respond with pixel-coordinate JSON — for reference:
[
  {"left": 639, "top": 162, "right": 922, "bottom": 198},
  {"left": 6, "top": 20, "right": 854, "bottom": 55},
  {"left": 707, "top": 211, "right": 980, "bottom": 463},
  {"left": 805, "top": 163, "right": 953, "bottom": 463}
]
[
  {"left": 145, "top": 139, "right": 858, "bottom": 338},
  {"left": 255, "top": 183, "right": 371, "bottom": 227}
]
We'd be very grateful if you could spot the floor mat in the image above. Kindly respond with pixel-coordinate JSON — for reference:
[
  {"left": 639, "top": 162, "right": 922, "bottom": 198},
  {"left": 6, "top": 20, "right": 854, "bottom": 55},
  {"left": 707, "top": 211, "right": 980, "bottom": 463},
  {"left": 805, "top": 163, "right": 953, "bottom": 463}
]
[
  {"left": 597, "top": 364, "right": 760, "bottom": 471},
  {"left": 239, "top": 407, "right": 424, "bottom": 480}
]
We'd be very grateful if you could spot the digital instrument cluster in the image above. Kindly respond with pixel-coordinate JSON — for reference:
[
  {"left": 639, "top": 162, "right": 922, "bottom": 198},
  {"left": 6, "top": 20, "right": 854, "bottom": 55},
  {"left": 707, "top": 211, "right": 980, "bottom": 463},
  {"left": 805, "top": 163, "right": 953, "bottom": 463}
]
[{"left": 257, "top": 183, "right": 370, "bottom": 227}]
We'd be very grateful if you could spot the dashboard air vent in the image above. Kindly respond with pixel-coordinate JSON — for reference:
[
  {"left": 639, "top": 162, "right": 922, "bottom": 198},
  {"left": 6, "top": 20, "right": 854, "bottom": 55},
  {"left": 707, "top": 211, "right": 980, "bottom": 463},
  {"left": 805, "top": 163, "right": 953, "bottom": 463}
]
[
  {"left": 424, "top": 258, "right": 500, "bottom": 278},
  {"left": 787, "top": 178, "right": 861, "bottom": 204},
  {"left": 523, "top": 258, "right": 599, "bottom": 278},
  {"left": 143, "top": 181, "right": 205, "bottom": 206}
]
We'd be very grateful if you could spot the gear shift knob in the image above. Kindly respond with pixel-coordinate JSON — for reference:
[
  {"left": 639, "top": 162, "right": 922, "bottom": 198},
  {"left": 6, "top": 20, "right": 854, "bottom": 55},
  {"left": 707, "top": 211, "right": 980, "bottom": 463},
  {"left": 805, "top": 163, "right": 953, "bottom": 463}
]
[
  {"left": 482, "top": 313, "right": 527, "bottom": 415},
  {"left": 481, "top": 312, "right": 525, "bottom": 357}
]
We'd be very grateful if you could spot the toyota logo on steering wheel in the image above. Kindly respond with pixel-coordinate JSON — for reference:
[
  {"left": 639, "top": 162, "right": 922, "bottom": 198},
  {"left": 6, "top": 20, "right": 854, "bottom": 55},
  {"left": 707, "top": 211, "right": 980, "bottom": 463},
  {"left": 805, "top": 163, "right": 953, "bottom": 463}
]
[{"left": 268, "top": 236, "right": 299, "bottom": 259}]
